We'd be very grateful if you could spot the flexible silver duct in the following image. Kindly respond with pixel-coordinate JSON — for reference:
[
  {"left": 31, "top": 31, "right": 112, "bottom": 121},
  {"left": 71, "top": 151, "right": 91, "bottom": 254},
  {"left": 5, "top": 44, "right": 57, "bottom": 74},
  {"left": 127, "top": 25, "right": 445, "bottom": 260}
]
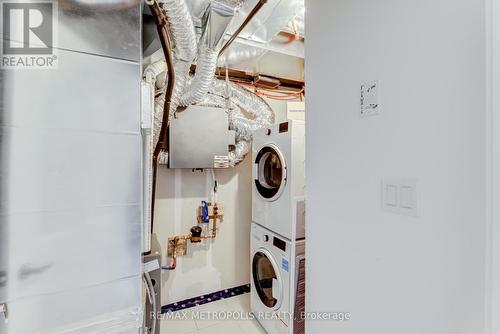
[
  {"left": 200, "top": 78, "right": 274, "bottom": 166},
  {"left": 150, "top": 0, "right": 274, "bottom": 166},
  {"left": 152, "top": 60, "right": 191, "bottom": 148},
  {"left": 144, "top": 60, "right": 166, "bottom": 84},
  {"left": 178, "top": 1, "right": 238, "bottom": 107},
  {"left": 178, "top": 46, "right": 219, "bottom": 107},
  {"left": 158, "top": 0, "right": 197, "bottom": 62},
  {"left": 152, "top": 0, "right": 198, "bottom": 150},
  {"left": 209, "top": 78, "right": 275, "bottom": 132},
  {"left": 230, "top": 140, "right": 251, "bottom": 166}
]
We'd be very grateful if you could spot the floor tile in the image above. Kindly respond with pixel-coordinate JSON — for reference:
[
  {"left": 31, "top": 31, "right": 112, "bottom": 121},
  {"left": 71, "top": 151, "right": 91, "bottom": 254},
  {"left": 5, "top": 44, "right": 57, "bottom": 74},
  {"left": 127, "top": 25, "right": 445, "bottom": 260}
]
[
  {"left": 224, "top": 293, "right": 251, "bottom": 313},
  {"left": 159, "top": 310, "right": 197, "bottom": 334},
  {"left": 193, "top": 298, "right": 230, "bottom": 330},
  {"left": 197, "top": 321, "right": 244, "bottom": 334},
  {"left": 238, "top": 319, "right": 267, "bottom": 334}
]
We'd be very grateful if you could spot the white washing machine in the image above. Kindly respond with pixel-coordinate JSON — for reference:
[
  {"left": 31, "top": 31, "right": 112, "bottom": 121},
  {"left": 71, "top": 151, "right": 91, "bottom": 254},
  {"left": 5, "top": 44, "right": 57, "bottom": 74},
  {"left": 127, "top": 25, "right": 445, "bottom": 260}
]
[
  {"left": 250, "top": 223, "right": 305, "bottom": 334},
  {"left": 252, "top": 120, "right": 305, "bottom": 240}
]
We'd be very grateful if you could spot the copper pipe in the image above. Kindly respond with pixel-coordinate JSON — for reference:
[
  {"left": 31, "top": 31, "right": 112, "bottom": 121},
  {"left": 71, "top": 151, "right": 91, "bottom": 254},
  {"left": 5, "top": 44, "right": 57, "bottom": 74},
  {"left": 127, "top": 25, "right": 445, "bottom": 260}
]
[
  {"left": 149, "top": 2, "right": 175, "bottom": 232},
  {"left": 218, "top": 0, "right": 268, "bottom": 56}
]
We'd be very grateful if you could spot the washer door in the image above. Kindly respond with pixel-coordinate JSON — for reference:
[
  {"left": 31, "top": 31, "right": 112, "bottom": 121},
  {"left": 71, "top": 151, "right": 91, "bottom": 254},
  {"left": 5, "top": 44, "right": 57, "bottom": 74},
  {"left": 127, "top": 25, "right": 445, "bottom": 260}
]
[
  {"left": 254, "top": 145, "right": 286, "bottom": 201},
  {"left": 252, "top": 249, "right": 283, "bottom": 309}
]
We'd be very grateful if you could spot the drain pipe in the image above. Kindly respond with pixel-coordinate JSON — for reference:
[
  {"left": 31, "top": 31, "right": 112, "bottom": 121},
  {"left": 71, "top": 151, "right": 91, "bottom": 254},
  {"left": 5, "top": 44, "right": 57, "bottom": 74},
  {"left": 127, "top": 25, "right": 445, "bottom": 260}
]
[{"left": 149, "top": 1, "right": 175, "bottom": 232}]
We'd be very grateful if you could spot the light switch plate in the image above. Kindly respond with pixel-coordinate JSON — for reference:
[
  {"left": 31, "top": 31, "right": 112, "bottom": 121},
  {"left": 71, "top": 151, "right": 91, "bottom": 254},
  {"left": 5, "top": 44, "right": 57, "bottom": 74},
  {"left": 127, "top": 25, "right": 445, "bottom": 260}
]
[
  {"left": 381, "top": 178, "right": 418, "bottom": 217},
  {"left": 360, "top": 80, "right": 381, "bottom": 117},
  {"left": 386, "top": 185, "right": 398, "bottom": 207}
]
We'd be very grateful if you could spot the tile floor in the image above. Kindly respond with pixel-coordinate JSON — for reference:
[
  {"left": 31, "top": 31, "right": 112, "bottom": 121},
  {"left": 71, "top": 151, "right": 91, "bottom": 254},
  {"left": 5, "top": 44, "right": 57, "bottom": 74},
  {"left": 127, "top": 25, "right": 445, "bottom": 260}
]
[{"left": 159, "top": 293, "right": 266, "bottom": 334}]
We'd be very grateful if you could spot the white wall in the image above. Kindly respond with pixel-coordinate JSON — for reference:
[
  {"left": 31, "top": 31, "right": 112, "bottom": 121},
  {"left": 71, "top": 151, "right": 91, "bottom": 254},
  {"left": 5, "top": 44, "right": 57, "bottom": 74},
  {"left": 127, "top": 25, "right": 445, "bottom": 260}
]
[
  {"left": 154, "top": 97, "right": 295, "bottom": 305},
  {"left": 490, "top": 0, "right": 500, "bottom": 332},
  {"left": 306, "top": 1, "right": 487, "bottom": 333}
]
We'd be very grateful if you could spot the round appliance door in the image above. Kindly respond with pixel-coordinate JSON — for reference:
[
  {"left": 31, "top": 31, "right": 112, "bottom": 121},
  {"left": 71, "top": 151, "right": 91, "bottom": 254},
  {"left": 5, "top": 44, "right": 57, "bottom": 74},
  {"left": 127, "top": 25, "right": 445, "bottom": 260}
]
[
  {"left": 254, "top": 145, "right": 286, "bottom": 201},
  {"left": 252, "top": 249, "right": 283, "bottom": 310}
]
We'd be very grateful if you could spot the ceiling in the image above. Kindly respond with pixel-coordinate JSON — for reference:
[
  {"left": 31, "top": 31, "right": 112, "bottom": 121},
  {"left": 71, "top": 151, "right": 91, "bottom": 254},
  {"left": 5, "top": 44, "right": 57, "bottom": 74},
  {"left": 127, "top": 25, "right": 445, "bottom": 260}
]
[{"left": 144, "top": 0, "right": 305, "bottom": 81}]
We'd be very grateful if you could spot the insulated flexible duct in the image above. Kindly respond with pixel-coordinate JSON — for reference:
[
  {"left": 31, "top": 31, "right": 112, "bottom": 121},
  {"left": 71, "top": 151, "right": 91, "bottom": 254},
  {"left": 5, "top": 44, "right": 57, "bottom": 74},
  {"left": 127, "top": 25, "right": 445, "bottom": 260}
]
[
  {"left": 178, "top": 1, "right": 238, "bottom": 107},
  {"left": 177, "top": 47, "right": 219, "bottom": 106},
  {"left": 198, "top": 92, "right": 250, "bottom": 166},
  {"left": 158, "top": 0, "right": 197, "bottom": 62},
  {"left": 152, "top": 0, "right": 198, "bottom": 149},
  {"left": 150, "top": 0, "right": 274, "bottom": 166},
  {"left": 144, "top": 60, "right": 167, "bottom": 85},
  {"left": 152, "top": 60, "right": 191, "bottom": 148},
  {"left": 200, "top": 78, "right": 274, "bottom": 166}
]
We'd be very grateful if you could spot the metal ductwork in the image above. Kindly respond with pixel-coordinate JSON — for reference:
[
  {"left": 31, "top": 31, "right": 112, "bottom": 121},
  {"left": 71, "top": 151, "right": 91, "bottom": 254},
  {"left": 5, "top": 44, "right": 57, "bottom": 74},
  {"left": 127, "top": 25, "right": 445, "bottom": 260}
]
[
  {"left": 177, "top": 0, "right": 239, "bottom": 107},
  {"left": 148, "top": 0, "right": 275, "bottom": 167},
  {"left": 151, "top": 0, "right": 198, "bottom": 149},
  {"left": 200, "top": 78, "right": 274, "bottom": 166}
]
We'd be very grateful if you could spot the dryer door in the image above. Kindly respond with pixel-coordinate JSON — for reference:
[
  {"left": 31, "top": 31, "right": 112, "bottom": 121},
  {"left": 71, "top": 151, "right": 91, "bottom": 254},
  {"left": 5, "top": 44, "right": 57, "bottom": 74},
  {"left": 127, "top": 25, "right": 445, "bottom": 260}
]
[
  {"left": 252, "top": 249, "right": 283, "bottom": 310},
  {"left": 254, "top": 145, "right": 287, "bottom": 202}
]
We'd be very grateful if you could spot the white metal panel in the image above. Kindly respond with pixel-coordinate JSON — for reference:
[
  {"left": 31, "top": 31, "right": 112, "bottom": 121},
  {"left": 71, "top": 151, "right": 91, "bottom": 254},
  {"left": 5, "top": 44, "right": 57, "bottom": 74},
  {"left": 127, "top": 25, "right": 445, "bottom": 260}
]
[
  {"left": 0, "top": 0, "right": 141, "bottom": 61},
  {"left": 169, "top": 105, "right": 232, "bottom": 169},
  {"left": 4, "top": 277, "right": 141, "bottom": 334},
  {"left": 0, "top": 11, "right": 142, "bottom": 333}
]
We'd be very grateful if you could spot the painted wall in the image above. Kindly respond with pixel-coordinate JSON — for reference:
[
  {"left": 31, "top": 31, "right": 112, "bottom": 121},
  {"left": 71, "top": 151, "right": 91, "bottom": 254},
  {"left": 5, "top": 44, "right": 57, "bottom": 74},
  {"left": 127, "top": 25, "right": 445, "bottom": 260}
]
[
  {"left": 306, "top": 1, "right": 487, "bottom": 333},
  {"left": 154, "top": 97, "right": 298, "bottom": 305},
  {"left": 490, "top": 0, "right": 500, "bottom": 332}
]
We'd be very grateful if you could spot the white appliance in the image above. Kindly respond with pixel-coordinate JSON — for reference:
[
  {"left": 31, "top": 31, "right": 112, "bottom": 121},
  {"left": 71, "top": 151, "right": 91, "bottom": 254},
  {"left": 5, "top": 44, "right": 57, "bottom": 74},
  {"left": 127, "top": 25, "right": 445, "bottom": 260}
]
[
  {"left": 252, "top": 120, "right": 305, "bottom": 240},
  {"left": 250, "top": 223, "right": 305, "bottom": 334}
]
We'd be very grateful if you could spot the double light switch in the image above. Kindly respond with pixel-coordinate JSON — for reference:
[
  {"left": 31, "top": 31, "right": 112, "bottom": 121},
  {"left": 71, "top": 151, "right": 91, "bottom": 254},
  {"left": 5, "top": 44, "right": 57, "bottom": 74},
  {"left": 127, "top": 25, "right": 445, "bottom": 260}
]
[{"left": 382, "top": 178, "right": 418, "bottom": 217}]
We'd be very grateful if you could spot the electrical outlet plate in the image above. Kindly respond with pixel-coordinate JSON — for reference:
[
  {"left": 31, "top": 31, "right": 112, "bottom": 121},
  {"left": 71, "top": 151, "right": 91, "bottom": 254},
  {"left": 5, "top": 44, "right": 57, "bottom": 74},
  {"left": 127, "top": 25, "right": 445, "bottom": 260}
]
[{"left": 360, "top": 80, "right": 381, "bottom": 117}]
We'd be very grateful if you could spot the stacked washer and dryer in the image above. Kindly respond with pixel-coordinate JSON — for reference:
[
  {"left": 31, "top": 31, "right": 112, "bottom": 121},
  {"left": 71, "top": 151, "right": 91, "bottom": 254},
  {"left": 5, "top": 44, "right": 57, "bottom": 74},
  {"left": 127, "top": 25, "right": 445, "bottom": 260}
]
[{"left": 251, "top": 120, "right": 306, "bottom": 334}]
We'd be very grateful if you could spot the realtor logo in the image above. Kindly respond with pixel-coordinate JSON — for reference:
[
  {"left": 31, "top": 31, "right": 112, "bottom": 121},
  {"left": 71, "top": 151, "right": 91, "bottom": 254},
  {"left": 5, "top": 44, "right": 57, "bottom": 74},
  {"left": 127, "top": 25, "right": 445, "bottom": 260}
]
[{"left": 1, "top": 1, "right": 58, "bottom": 69}]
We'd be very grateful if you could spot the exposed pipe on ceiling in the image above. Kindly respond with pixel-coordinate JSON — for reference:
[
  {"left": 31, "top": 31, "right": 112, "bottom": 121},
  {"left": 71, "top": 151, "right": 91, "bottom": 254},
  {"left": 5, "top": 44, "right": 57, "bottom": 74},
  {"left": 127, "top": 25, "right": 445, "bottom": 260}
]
[
  {"left": 218, "top": 0, "right": 268, "bottom": 56},
  {"left": 199, "top": 78, "right": 275, "bottom": 166},
  {"left": 148, "top": 0, "right": 276, "bottom": 167}
]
